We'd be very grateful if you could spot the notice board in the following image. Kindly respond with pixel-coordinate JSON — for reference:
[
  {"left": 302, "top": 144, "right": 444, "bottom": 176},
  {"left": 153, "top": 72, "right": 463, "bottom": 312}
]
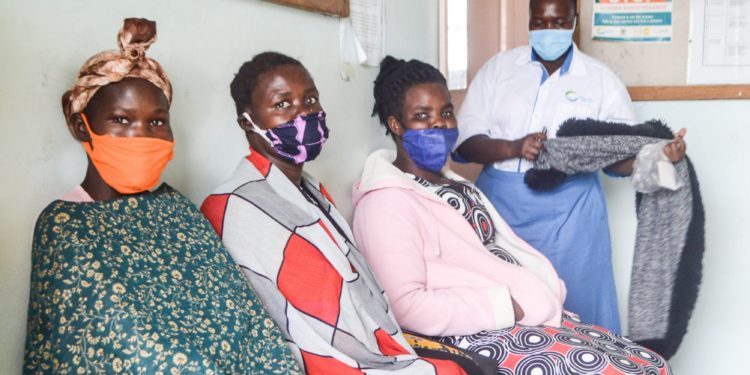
[{"left": 578, "top": 0, "right": 749, "bottom": 100}]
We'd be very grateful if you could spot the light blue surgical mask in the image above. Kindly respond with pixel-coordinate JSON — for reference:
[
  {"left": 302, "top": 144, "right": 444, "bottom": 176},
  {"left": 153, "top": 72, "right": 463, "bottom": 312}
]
[{"left": 529, "top": 20, "right": 575, "bottom": 61}]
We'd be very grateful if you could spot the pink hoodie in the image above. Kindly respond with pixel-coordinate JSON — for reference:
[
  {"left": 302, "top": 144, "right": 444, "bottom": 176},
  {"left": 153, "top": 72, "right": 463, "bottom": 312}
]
[{"left": 351, "top": 150, "right": 566, "bottom": 337}]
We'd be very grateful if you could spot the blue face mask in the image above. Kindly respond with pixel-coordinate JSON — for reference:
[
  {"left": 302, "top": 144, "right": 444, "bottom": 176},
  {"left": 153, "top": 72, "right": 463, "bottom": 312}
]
[
  {"left": 529, "top": 26, "right": 574, "bottom": 61},
  {"left": 402, "top": 127, "right": 459, "bottom": 173}
]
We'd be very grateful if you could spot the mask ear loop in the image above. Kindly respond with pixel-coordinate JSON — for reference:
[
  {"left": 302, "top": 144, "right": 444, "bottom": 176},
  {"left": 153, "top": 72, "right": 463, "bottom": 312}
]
[
  {"left": 393, "top": 119, "right": 414, "bottom": 138},
  {"left": 80, "top": 113, "right": 98, "bottom": 150},
  {"left": 243, "top": 112, "right": 273, "bottom": 145}
]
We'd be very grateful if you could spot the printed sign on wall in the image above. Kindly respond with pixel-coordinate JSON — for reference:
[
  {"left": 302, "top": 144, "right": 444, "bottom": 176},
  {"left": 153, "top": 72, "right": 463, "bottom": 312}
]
[{"left": 593, "top": 0, "right": 673, "bottom": 42}]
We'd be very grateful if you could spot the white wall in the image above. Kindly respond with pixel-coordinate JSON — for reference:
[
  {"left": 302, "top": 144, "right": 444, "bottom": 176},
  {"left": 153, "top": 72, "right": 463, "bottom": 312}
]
[
  {"left": 0, "top": 0, "right": 437, "bottom": 372},
  {"left": 605, "top": 100, "right": 750, "bottom": 374}
]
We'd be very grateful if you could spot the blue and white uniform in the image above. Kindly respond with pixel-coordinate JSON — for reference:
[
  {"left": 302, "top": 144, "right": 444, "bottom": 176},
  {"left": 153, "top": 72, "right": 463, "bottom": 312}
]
[{"left": 456, "top": 44, "right": 635, "bottom": 333}]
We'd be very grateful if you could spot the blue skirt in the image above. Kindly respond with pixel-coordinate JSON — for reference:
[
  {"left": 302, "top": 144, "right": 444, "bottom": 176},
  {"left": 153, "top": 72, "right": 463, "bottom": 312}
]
[{"left": 476, "top": 167, "right": 621, "bottom": 333}]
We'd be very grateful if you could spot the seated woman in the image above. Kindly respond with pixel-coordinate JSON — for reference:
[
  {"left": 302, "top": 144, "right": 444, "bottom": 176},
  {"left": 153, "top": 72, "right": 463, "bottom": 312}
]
[
  {"left": 351, "top": 56, "right": 673, "bottom": 374},
  {"left": 24, "top": 19, "right": 300, "bottom": 374},
  {"left": 201, "top": 52, "right": 470, "bottom": 374}
]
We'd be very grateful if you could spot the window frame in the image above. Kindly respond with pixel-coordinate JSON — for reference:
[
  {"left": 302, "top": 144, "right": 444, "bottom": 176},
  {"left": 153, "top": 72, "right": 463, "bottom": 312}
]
[{"left": 439, "top": 0, "right": 529, "bottom": 105}]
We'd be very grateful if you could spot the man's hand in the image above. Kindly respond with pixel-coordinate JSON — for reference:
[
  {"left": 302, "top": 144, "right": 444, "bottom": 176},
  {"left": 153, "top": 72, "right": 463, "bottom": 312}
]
[
  {"left": 663, "top": 128, "right": 687, "bottom": 163},
  {"left": 514, "top": 132, "right": 547, "bottom": 161}
]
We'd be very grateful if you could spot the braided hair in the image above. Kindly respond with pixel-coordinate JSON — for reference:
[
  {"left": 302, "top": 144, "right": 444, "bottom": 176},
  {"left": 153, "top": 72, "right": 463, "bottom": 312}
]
[
  {"left": 372, "top": 55, "right": 447, "bottom": 135},
  {"left": 230, "top": 51, "right": 306, "bottom": 116}
]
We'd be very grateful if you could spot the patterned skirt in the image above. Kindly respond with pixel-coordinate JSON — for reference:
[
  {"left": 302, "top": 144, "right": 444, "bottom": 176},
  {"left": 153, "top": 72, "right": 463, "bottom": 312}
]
[{"left": 438, "top": 313, "right": 671, "bottom": 375}]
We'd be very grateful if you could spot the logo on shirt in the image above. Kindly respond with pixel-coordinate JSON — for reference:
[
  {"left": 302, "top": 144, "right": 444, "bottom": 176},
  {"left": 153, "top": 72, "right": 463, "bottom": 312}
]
[{"left": 565, "top": 90, "right": 593, "bottom": 104}]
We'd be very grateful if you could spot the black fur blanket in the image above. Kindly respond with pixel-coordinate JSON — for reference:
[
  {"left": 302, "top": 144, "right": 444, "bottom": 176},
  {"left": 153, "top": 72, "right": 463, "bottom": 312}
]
[{"left": 525, "top": 118, "right": 705, "bottom": 359}]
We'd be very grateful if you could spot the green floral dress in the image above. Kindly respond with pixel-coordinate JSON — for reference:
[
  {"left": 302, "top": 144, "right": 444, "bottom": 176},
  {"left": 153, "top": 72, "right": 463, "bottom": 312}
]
[{"left": 24, "top": 185, "right": 302, "bottom": 375}]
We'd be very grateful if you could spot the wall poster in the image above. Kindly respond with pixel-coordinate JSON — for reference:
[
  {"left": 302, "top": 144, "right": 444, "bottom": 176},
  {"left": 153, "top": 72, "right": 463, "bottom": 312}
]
[{"left": 592, "top": 0, "right": 673, "bottom": 42}]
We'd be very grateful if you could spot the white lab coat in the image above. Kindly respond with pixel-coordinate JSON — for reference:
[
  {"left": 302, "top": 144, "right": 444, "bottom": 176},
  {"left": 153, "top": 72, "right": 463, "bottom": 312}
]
[{"left": 457, "top": 44, "right": 636, "bottom": 173}]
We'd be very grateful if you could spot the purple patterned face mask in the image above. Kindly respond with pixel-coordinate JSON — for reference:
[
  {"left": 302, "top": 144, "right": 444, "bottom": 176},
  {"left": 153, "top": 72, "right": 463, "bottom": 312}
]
[{"left": 244, "top": 111, "right": 329, "bottom": 164}]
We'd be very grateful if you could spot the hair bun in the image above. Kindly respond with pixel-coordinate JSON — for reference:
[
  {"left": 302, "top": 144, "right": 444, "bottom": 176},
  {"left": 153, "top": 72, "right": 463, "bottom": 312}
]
[
  {"left": 375, "top": 56, "right": 405, "bottom": 85},
  {"left": 379, "top": 55, "right": 405, "bottom": 72},
  {"left": 117, "top": 18, "right": 157, "bottom": 61}
]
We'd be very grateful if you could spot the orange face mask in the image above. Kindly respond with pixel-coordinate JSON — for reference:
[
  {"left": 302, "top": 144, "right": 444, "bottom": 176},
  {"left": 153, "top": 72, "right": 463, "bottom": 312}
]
[{"left": 81, "top": 113, "right": 174, "bottom": 194}]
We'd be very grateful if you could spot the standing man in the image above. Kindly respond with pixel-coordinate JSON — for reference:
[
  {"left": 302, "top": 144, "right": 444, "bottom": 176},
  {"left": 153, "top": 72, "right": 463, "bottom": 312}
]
[{"left": 454, "top": 0, "right": 634, "bottom": 333}]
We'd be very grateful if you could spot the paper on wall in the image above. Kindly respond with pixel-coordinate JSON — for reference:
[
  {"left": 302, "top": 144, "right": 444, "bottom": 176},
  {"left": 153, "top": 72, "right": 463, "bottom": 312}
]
[
  {"left": 350, "top": 0, "right": 385, "bottom": 67},
  {"left": 687, "top": 0, "right": 750, "bottom": 84},
  {"left": 339, "top": 17, "right": 367, "bottom": 81}
]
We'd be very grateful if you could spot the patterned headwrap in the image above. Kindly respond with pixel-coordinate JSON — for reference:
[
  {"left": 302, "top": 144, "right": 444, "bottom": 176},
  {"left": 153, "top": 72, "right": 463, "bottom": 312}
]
[{"left": 62, "top": 18, "right": 172, "bottom": 122}]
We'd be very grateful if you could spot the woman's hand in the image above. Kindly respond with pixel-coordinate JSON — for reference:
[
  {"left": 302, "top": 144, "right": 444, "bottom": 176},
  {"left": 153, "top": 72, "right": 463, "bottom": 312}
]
[
  {"left": 663, "top": 128, "right": 687, "bottom": 163},
  {"left": 511, "top": 297, "right": 525, "bottom": 321},
  {"left": 514, "top": 132, "right": 547, "bottom": 161}
]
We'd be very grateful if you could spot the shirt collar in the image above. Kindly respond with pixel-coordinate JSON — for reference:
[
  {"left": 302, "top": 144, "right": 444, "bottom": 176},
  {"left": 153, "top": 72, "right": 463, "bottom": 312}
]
[{"left": 531, "top": 45, "right": 575, "bottom": 85}]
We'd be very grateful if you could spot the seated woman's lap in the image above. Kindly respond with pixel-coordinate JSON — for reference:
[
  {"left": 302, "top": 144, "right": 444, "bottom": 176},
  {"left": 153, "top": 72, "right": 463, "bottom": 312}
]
[{"left": 437, "top": 313, "right": 670, "bottom": 375}]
